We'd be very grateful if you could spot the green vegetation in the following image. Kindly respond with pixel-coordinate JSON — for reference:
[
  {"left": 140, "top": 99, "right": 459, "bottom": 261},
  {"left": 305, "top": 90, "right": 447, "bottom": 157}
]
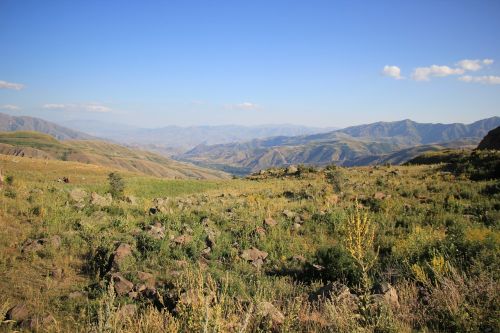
[{"left": 0, "top": 150, "right": 499, "bottom": 332}]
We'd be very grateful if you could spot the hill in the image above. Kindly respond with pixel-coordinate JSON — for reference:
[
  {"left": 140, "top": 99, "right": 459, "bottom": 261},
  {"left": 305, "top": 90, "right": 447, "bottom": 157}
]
[
  {"left": 0, "top": 112, "right": 93, "bottom": 140},
  {"left": 179, "top": 117, "right": 499, "bottom": 173},
  {"left": 0, "top": 150, "right": 498, "bottom": 332},
  {"left": 477, "top": 126, "right": 500, "bottom": 150},
  {"left": 0, "top": 131, "right": 229, "bottom": 179}
]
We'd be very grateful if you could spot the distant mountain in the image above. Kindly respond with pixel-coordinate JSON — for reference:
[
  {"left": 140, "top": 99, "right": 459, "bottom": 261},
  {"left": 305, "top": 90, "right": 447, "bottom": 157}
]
[
  {"left": 179, "top": 117, "right": 500, "bottom": 174},
  {"left": 0, "top": 131, "right": 229, "bottom": 179},
  {"left": 477, "top": 126, "right": 500, "bottom": 150},
  {"left": 0, "top": 113, "right": 93, "bottom": 140},
  {"left": 60, "top": 119, "right": 336, "bottom": 153}
]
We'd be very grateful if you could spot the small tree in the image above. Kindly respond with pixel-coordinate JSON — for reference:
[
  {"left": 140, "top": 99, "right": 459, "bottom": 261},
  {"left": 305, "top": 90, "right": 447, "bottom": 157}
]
[{"left": 108, "top": 172, "right": 125, "bottom": 199}]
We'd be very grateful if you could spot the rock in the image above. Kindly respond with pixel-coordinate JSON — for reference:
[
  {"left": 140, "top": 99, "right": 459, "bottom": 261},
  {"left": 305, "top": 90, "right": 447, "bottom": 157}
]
[
  {"left": 172, "top": 234, "right": 192, "bottom": 245},
  {"left": 25, "top": 315, "right": 56, "bottom": 330},
  {"left": 149, "top": 197, "right": 169, "bottom": 214},
  {"left": 90, "top": 192, "right": 112, "bottom": 207},
  {"left": 292, "top": 254, "right": 306, "bottom": 263},
  {"left": 241, "top": 247, "right": 268, "bottom": 268},
  {"left": 374, "top": 192, "right": 390, "bottom": 200},
  {"left": 285, "top": 165, "right": 298, "bottom": 175},
  {"left": 22, "top": 235, "right": 61, "bottom": 254},
  {"left": 254, "top": 226, "right": 266, "bottom": 237},
  {"left": 111, "top": 273, "right": 134, "bottom": 296},
  {"left": 282, "top": 209, "right": 295, "bottom": 218},
  {"left": 293, "top": 215, "right": 302, "bottom": 224},
  {"left": 205, "top": 231, "right": 216, "bottom": 248},
  {"left": 291, "top": 223, "right": 302, "bottom": 231},
  {"left": 372, "top": 282, "right": 399, "bottom": 308},
  {"left": 136, "top": 271, "right": 155, "bottom": 288},
  {"left": 264, "top": 217, "right": 278, "bottom": 228},
  {"left": 124, "top": 195, "right": 137, "bottom": 205},
  {"left": 146, "top": 222, "right": 165, "bottom": 240},
  {"left": 5, "top": 303, "right": 30, "bottom": 322},
  {"left": 257, "top": 301, "right": 285, "bottom": 326},
  {"left": 49, "top": 267, "right": 64, "bottom": 280},
  {"left": 308, "top": 282, "right": 352, "bottom": 302},
  {"left": 110, "top": 243, "right": 133, "bottom": 271},
  {"left": 69, "top": 188, "right": 87, "bottom": 202}
]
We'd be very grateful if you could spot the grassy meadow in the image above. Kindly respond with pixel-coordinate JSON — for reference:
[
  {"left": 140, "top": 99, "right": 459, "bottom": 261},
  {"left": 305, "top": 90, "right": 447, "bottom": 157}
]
[{"left": 0, "top": 151, "right": 499, "bottom": 332}]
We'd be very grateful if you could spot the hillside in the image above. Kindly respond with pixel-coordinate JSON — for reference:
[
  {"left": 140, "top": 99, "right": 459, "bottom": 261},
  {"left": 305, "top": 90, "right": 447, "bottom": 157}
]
[
  {"left": 0, "top": 150, "right": 498, "bottom": 332},
  {"left": 477, "top": 126, "right": 500, "bottom": 150},
  {"left": 0, "top": 112, "right": 93, "bottom": 140},
  {"left": 179, "top": 117, "right": 499, "bottom": 173},
  {"left": 0, "top": 131, "right": 229, "bottom": 179}
]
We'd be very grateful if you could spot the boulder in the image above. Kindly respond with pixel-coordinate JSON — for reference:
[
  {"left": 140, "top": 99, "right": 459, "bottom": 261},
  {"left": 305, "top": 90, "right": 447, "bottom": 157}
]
[
  {"left": 372, "top": 282, "right": 399, "bottom": 308},
  {"left": 172, "top": 234, "right": 192, "bottom": 246},
  {"left": 241, "top": 247, "right": 268, "bottom": 268},
  {"left": 264, "top": 217, "right": 278, "bottom": 228},
  {"left": 5, "top": 303, "right": 30, "bottom": 322},
  {"left": 146, "top": 222, "right": 165, "bottom": 240},
  {"left": 22, "top": 235, "right": 61, "bottom": 254},
  {"left": 257, "top": 301, "right": 285, "bottom": 326},
  {"left": 90, "top": 192, "right": 112, "bottom": 207},
  {"left": 69, "top": 188, "right": 87, "bottom": 203},
  {"left": 110, "top": 243, "right": 133, "bottom": 271},
  {"left": 285, "top": 165, "right": 298, "bottom": 175},
  {"left": 111, "top": 273, "right": 134, "bottom": 296}
]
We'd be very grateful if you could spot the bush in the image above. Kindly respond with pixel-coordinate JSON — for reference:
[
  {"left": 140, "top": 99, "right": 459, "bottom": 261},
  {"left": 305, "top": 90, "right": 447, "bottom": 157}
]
[
  {"left": 315, "top": 245, "right": 362, "bottom": 287},
  {"left": 108, "top": 172, "right": 125, "bottom": 199}
]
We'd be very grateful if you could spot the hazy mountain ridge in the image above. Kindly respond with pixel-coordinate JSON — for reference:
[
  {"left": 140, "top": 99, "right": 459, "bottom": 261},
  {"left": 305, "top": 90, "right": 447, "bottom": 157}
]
[
  {"left": 179, "top": 117, "right": 500, "bottom": 174},
  {"left": 61, "top": 119, "right": 337, "bottom": 151}
]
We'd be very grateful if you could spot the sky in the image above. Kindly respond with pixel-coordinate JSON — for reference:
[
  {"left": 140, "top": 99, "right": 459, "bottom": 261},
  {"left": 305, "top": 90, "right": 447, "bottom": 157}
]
[{"left": 0, "top": 0, "right": 499, "bottom": 128}]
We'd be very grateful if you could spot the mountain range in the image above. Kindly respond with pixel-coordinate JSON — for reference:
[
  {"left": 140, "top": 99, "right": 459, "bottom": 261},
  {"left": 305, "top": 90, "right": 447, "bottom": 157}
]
[{"left": 178, "top": 117, "right": 500, "bottom": 174}]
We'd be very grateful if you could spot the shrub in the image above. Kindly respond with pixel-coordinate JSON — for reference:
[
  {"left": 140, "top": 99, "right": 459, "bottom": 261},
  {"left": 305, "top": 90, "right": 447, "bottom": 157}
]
[
  {"left": 108, "top": 172, "right": 125, "bottom": 199},
  {"left": 315, "top": 245, "right": 362, "bottom": 287}
]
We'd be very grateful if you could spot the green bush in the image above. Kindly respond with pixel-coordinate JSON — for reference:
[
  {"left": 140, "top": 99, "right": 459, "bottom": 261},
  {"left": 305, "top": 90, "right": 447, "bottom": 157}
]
[{"left": 108, "top": 172, "right": 125, "bottom": 199}]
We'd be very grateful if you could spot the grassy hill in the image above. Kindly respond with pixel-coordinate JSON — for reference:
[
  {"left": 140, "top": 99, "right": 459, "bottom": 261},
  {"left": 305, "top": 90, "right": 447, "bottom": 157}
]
[
  {"left": 0, "top": 150, "right": 498, "bottom": 332},
  {"left": 0, "top": 131, "right": 229, "bottom": 180}
]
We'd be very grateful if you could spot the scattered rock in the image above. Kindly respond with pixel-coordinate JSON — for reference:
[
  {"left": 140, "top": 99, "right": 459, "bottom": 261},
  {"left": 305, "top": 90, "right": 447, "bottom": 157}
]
[
  {"left": 124, "top": 195, "right": 137, "bottom": 205},
  {"left": 285, "top": 165, "right": 298, "bottom": 175},
  {"left": 146, "top": 222, "right": 166, "bottom": 240},
  {"left": 110, "top": 243, "right": 133, "bottom": 271},
  {"left": 372, "top": 282, "right": 399, "bottom": 308},
  {"left": 149, "top": 198, "right": 169, "bottom": 214},
  {"left": 291, "top": 223, "right": 302, "bottom": 231},
  {"left": 282, "top": 209, "right": 295, "bottom": 218},
  {"left": 293, "top": 215, "right": 302, "bottom": 224},
  {"left": 373, "top": 192, "right": 386, "bottom": 200},
  {"left": 24, "top": 315, "right": 56, "bottom": 330},
  {"left": 68, "top": 291, "right": 87, "bottom": 299},
  {"left": 22, "top": 235, "right": 61, "bottom": 254},
  {"left": 90, "top": 192, "right": 112, "bottom": 207},
  {"left": 5, "top": 303, "right": 30, "bottom": 322},
  {"left": 241, "top": 247, "right": 268, "bottom": 268},
  {"left": 111, "top": 273, "right": 134, "bottom": 296},
  {"left": 257, "top": 301, "right": 285, "bottom": 327},
  {"left": 254, "top": 226, "right": 266, "bottom": 237},
  {"left": 49, "top": 267, "right": 64, "bottom": 280},
  {"left": 172, "top": 234, "right": 192, "bottom": 246},
  {"left": 264, "top": 217, "right": 278, "bottom": 228},
  {"left": 308, "top": 282, "right": 352, "bottom": 302},
  {"left": 136, "top": 271, "right": 155, "bottom": 288},
  {"left": 69, "top": 188, "right": 87, "bottom": 202}
]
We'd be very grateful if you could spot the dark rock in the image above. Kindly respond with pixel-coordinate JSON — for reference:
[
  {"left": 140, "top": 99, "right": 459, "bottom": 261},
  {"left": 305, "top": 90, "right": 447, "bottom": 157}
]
[
  {"left": 110, "top": 243, "right": 133, "bottom": 271},
  {"left": 111, "top": 273, "right": 134, "bottom": 296}
]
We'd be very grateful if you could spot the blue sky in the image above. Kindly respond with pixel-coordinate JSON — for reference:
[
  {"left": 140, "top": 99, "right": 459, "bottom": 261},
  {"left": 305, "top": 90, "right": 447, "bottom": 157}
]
[{"left": 0, "top": 0, "right": 499, "bottom": 128}]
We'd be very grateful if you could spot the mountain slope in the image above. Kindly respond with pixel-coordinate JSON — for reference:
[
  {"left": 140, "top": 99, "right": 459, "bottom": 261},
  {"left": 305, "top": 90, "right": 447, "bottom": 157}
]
[
  {"left": 0, "top": 131, "right": 229, "bottom": 179},
  {"left": 179, "top": 117, "right": 500, "bottom": 173},
  {"left": 0, "top": 112, "right": 93, "bottom": 140},
  {"left": 477, "top": 126, "right": 500, "bottom": 150}
]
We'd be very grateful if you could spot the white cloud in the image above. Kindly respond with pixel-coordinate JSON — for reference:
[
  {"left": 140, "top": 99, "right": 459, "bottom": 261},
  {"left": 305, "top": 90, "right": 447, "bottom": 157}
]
[
  {"left": 382, "top": 65, "right": 403, "bottom": 79},
  {"left": 457, "top": 58, "right": 494, "bottom": 71},
  {"left": 42, "top": 103, "right": 112, "bottom": 113},
  {"left": 0, "top": 104, "right": 21, "bottom": 111},
  {"left": 226, "top": 102, "right": 261, "bottom": 111},
  {"left": 411, "top": 65, "right": 465, "bottom": 81},
  {"left": 458, "top": 75, "right": 500, "bottom": 85},
  {"left": 0, "top": 80, "right": 25, "bottom": 90}
]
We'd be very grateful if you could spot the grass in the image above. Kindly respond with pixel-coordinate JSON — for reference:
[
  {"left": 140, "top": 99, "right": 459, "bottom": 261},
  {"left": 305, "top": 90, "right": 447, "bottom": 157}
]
[{"left": 0, "top": 150, "right": 499, "bottom": 332}]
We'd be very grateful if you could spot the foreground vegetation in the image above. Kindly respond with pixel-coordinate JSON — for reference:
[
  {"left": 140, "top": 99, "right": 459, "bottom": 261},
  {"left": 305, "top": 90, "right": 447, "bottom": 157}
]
[{"left": 0, "top": 150, "right": 498, "bottom": 332}]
